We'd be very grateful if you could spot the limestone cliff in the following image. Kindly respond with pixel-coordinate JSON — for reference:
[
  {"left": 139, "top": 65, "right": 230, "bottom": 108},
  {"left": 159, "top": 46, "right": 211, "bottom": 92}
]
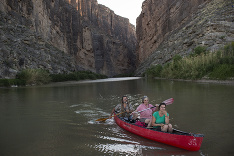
[
  {"left": 136, "top": 0, "right": 234, "bottom": 75},
  {"left": 0, "top": 0, "right": 136, "bottom": 78}
]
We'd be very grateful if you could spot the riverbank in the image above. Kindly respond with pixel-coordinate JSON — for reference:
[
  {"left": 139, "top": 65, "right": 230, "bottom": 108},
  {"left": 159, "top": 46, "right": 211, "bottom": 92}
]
[
  {"left": 0, "top": 77, "right": 143, "bottom": 88},
  {"left": 0, "top": 69, "right": 109, "bottom": 87},
  {"left": 154, "top": 77, "right": 234, "bottom": 85}
]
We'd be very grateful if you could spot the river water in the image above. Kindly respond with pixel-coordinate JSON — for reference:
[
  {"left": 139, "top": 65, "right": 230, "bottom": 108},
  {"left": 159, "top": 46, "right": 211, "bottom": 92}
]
[{"left": 0, "top": 77, "right": 234, "bottom": 156}]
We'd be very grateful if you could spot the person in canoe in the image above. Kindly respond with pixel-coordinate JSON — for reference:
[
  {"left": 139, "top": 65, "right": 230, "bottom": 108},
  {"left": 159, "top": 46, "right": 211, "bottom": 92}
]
[
  {"left": 152, "top": 102, "right": 173, "bottom": 133},
  {"left": 132, "top": 96, "right": 158, "bottom": 128},
  {"left": 109, "top": 96, "right": 134, "bottom": 120}
]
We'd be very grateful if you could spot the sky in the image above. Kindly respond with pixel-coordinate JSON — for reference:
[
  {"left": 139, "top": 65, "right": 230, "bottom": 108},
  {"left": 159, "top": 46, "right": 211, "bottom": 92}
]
[{"left": 97, "top": 0, "right": 145, "bottom": 26}]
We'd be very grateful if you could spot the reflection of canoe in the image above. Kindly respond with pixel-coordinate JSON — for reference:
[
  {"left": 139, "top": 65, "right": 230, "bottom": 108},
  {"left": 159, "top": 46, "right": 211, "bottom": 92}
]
[{"left": 114, "top": 115, "right": 204, "bottom": 151}]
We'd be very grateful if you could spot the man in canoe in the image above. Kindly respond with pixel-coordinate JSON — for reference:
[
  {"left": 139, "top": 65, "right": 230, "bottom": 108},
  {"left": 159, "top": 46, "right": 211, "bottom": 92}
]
[
  {"left": 109, "top": 96, "right": 134, "bottom": 120},
  {"left": 152, "top": 103, "right": 173, "bottom": 133}
]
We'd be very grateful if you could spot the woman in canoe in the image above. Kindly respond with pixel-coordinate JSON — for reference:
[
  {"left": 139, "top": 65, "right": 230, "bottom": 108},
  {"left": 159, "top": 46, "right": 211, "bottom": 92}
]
[
  {"left": 152, "top": 103, "right": 173, "bottom": 133},
  {"left": 109, "top": 96, "right": 134, "bottom": 119},
  {"left": 133, "top": 96, "right": 157, "bottom": 128}
]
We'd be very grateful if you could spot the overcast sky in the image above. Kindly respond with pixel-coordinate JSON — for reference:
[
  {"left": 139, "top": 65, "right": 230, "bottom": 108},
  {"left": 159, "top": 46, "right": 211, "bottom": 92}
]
[{"left": 97, "top": 0, "right": 145, "bottom": 26}]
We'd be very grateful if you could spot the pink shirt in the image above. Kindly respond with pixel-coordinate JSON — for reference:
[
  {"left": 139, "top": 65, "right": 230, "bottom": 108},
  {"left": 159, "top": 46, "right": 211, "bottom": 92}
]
[{"left": 135, "top": 104, "right": 156, "bottom": 119}]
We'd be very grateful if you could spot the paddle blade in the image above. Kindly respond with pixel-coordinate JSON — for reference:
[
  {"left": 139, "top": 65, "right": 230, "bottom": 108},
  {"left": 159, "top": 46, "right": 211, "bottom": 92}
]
[
  {"left": 163, "top": 98, "right": 174, "bottom": 105},
  {"left": 96, "top": 117, "right": 108, "bottom": 122}
]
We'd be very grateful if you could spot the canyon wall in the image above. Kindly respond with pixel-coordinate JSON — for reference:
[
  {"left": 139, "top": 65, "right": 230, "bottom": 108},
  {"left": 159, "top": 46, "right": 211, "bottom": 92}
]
[
  {"left": 136, "top": 0, "right": 211, "bottom": 64},
  {"left": 135, "top": 0, "right": 233, "bottom": 75},
  {"left": 0, "top": 0, "right": 136, "bottom": 78}
]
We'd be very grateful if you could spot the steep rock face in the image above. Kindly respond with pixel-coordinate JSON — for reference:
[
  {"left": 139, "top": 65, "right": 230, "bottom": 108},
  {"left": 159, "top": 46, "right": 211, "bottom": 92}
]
[
  {"left": 0, "top": 0, "right": 136, "bottom": 78},
  {"left": 0, "top": 12, "right": 77, "bottom": 78},
  {"left": 135, "top": 0, "right": 233, "bottom": 75},
  {"left": 136, "top": 0, "right": 211, "bottom": 65}
]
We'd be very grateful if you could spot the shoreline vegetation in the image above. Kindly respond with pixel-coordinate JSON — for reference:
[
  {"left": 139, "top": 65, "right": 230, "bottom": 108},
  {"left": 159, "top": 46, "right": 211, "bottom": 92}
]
[
  {"left": 144, "top": 42, "right": 234, "bottom": 81},
  {"left": 1, "top": 42, "right": 233, "bottom": 87},
  {"left": 0, "top": 70, "right": 107, "bottom": 87}
]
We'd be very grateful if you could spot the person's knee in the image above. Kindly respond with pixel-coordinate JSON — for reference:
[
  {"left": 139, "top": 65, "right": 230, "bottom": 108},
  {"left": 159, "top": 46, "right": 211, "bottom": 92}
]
[
  {"left": 168, "top": 124, "right": 172, "bottom": 128},
  {"left": 145, "top": 119, "right": 151, "bottom": 123},
  {"left": 162, "top": 125, "right": 168, "bottom": 131},
  {"left": 132, "top": 113, "right": 138, "bottom": 119}
]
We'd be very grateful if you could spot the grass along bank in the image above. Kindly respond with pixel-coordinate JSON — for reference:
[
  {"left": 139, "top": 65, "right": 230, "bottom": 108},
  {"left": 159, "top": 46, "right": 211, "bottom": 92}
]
[
  {"left": 0, "top": 69, "right": 108, "bottom": 87},
  {"left": 50, "top": 71, "right": 107, "bottom": 82},
  {"left": 145, "top": 42, "right": 234, "bottom": 80}
]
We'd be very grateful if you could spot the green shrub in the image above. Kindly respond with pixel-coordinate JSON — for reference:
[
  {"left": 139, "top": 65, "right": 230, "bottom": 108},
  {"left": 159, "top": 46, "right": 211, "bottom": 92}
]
[
  {"left": 223, "top": 42, "right": 234, "bottom": 57},
  {"left": 96, "top": 73, "right": 108, "bottom": 79},
  {"left": 145, "top": 64, "right": 163, "bottom": 78},
  {"left": 50, "top": 71, "right": 107, "bottom": 82},
  {"left": 216, "top": 50, "right": 222, "bottom": 58},
  {"left": 158, "top": 43, "right": 234, "bottom": 80},
  {"left": 50, "top": 74, "right": 65, "bottom": 82},
  {"left": 194, "top": 46, "right": 207, "bottom": 55},
  {"left": 173, "top": 54, "right": 182, "bottom": 62},
  {"left": 0, "top": 79, "right": 26, "bottom": 87},
  {"left": 209, "top": 64, "right": 234, "bottom": 80},
  {"left": 88, "top": 73, "right": 97, "bottom": 80},
  {"left": 219, "top": 57, "right": 234, "bottom": 65},
  {"left": 113, "top": 73, "right": 135, "bottom": 77},
  {"left": 16, "top": 69, "right": 51, "bottom": 85}
]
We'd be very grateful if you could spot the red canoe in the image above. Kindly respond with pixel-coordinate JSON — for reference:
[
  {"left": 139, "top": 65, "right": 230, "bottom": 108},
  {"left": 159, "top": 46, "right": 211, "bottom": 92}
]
[{"left": 114, "top": 115, "right": 204, "bottom": 151}]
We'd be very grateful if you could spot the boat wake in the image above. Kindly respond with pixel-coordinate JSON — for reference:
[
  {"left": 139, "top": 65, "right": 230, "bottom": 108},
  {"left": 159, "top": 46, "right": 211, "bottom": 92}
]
[{"left": 93, "top": 143, "right": 165, "bottom": 155}]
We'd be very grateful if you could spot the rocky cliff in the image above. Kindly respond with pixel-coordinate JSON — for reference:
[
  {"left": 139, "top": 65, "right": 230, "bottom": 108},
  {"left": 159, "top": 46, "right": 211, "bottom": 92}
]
[
  {"left": 0, "top": 0, "right": 137, "bottom": 78},
  {"left": 135, "top": 0, "right": 234, "bottom": 75},
  {"left": 136, "top": 0, "right": 211, "bottom": 64}
]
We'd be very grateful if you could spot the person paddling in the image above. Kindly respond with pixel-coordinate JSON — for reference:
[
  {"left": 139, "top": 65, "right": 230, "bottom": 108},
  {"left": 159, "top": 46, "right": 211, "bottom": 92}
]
[
  {"left": 152, "top": 103, "right": 173, "bottom": 133},
  {"left": 109, "top": 96, "right": 134, "bottom": 120},
  {"left": 132, "top": 96, "right": 158, "bottom": 128}
]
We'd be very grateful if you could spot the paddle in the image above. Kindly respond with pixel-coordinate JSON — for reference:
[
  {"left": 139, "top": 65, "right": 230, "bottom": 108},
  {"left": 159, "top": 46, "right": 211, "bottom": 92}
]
[
  {"left": 136, "top": 98, "right": 174, "bottom": 113},
  {"left": 96, "top": 111, "right": 126, "bottom": 122}
]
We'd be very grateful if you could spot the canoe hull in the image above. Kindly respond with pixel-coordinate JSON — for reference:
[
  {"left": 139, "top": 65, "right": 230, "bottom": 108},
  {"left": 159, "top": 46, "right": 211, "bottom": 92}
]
[{"left": 114, "top": 116, "right": 204, "bottom": 151}]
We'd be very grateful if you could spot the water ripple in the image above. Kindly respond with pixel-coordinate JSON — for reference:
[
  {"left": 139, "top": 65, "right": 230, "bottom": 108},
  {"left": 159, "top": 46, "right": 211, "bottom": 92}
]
[
  {"left": 93, "top": 143, "right": 165, "bottom": 155},
  {"left": 98, "top": 136, "right": 139, "bottom": 144}
]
